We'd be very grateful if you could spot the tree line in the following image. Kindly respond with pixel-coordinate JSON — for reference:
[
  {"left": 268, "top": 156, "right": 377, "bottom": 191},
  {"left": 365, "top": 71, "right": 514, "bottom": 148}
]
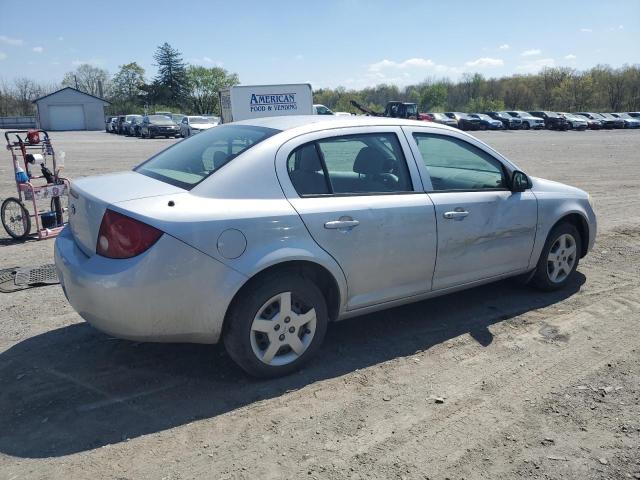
[
  {"left": 1, "top": 52, "right": 638, "bottom": 118},
  {"left": 0, "top": 43, "right": 239, "bottom": 117},
  {"left": 315, "top": 64, "right": 640, "bottom": 114}
]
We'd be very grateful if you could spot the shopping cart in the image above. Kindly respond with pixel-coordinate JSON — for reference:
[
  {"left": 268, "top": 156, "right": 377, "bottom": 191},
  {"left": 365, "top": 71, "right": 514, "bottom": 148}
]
[{"left": 2, "top": 129, "right": 70, "bottom": 240}]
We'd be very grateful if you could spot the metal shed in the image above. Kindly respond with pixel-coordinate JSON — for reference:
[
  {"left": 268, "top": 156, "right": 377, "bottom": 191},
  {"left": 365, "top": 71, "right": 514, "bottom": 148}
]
[{"left": 33, "top": 87, "right": 110, "bottom": 131}]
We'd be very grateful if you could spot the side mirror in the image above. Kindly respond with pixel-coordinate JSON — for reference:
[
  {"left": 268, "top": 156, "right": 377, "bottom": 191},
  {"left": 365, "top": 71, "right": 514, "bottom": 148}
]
[{"left": 511, "top": 170, "right": 531, "bottom": 192}]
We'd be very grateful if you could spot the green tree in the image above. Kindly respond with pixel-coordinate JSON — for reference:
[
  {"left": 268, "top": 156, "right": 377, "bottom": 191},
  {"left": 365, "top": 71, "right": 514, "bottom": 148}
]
[
  {"left": 151, "top": 42, "right": 188, "bottom": 107},
  {"left": 186, "top": 65, "right": 239, "bottom": 114},
  {"left": 420, "top": 83, "right": 447, "bottom": 111},
  {"left": 62, "top": 64, "right": 110, "bottom": 97},
  {"left": 112, "top": 62, "right": 145, "bottom": 102}
]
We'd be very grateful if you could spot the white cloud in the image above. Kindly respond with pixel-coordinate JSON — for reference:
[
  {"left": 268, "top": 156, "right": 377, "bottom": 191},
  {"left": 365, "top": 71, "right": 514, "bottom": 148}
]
[
  {"left": 58, "top": 36, "right": 64, "bottom": 41},
  {"left": 564, "top": 54, "right": 577, "bottom": 60},
  {"left": 362, "top": 57, "right": 462, "bottom": 88},
  {"left": 580, "top": 28, "right": 592, "bottom": 33},
  {"left": 521, "top": 49, "right": 541, "bottom": 57},
  {"left": 0, "top": 52, "right": 6, "bottom": 60},
  {"left": 188, "top": 56, "right": 223, "bottom": 66},
  {"left": 0, "top": 35, "right": 24, "bottom": 46},
  {"left": 32, "top": 46, "right": 44, "bottom": 53},
  {"left": 498, "top": 44, "right": 510, "bottom": 50},
  {"left": 465, "top": 57, "right": 504, "bottom": 68},
  {"left": 618, "top": 25, "right": 624, "bottom": 30},
  {"left": 517, "top": 57, "right": 555, "bottom": 72},
  {"left": 71, "top": 58, "right": 104, "bottom": 67}
]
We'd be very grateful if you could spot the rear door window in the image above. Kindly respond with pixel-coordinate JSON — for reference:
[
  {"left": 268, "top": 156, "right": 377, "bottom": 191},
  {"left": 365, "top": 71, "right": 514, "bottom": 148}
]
[{"left": 287, "top": 133, "right": 413, "bottom": 196}]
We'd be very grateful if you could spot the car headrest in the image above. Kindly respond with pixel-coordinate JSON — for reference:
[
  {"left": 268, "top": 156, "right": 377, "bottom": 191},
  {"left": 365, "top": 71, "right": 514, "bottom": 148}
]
[
  {"left": 298, "top": 144, "right": 322, "bottom": 172},
  {"left": 213, "top": 151, "right": 228, "bottom": 169},
  {"left": 353, "top": 147, "right": 385, "bottom": 175}
]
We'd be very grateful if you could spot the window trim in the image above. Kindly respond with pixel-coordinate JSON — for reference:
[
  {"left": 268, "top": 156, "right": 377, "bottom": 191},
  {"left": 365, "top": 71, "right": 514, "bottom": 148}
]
[{"left": 285, "top": 130, "right": 418, "bottom": 198}]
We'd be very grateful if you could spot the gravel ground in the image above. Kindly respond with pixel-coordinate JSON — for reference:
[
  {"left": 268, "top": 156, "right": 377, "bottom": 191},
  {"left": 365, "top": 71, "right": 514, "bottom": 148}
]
[{"left": 0, "top": 128, "right": 639, "bottom": 480}]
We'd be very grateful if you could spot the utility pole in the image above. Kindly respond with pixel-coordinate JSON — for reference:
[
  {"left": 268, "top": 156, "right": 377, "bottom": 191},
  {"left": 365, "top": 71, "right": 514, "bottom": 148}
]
[{"left": 74, "top": 75, "right": 78, "bottom": 89}]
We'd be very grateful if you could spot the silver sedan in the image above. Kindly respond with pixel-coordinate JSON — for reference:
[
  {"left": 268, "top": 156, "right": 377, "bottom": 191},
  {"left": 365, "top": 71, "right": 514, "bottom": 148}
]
[{"left": 55, "top": 116, "right": 597, "bottom": 377}]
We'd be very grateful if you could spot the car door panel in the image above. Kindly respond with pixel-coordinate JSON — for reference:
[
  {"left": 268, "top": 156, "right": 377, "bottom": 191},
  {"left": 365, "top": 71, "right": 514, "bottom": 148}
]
[
  {"left": 429, "top": 190, "right": 537, "bottom": 290},
  {"left": 402, "top": 125, "right": 538, "bottom": 291}
]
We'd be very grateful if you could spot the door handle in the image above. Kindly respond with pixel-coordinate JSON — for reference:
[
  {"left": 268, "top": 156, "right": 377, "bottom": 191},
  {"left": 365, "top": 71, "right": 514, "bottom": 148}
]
[
  {"left": 324, "top": 219, "right": 360, "bottom": 229},
  {"left": 443, "top": 210, "right": 469, "bottom": 220}
]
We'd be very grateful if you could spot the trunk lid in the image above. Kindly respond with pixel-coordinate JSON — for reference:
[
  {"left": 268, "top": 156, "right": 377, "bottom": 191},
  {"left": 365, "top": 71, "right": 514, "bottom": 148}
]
[{"left": 68, "top": 171, "right": 184, "bottom": 256}]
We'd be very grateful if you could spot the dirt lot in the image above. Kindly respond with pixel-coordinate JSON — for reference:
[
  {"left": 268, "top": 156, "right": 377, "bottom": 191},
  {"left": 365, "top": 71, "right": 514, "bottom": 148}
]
[{"left": 0, "top": 129, "right": 639, "bottom": 480}]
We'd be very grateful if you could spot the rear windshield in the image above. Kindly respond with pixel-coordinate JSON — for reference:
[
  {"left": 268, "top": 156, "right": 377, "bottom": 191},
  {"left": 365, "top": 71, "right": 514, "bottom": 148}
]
[{"left": 135, "top": 124, "right": 280, "bottom": 190}]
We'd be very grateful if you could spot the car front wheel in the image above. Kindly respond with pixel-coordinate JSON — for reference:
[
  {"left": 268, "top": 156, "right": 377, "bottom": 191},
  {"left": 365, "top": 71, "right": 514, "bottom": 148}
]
[
  {"left": 224, "top": 272, "right": 328, "bottom": 378},
  {"left": 530, "top": 222, "right": 581, "bottom": 291}
]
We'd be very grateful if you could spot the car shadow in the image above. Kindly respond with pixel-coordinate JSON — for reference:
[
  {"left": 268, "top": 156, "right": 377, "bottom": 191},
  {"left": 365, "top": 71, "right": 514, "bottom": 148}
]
[{"left": 0, "top": 273, "right": 585, "bottom": 458}]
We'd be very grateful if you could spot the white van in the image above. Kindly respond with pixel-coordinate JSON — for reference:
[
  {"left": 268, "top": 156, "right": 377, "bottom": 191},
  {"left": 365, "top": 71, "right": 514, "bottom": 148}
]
[{"left": 218, "top": 84, "right": 313, "bottom": 123}]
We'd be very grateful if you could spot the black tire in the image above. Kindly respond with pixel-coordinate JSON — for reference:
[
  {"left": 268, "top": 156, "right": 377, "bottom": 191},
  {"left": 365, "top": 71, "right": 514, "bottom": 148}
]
[
  {"left": 1, "top": 197, "right": 31, "bottom": 240},
  {"left": 148, "top": 131, "right": 154, "bottom": 139},
  {"left": 523, "top": 122, "right": 530, "bottom": 130},
  {"left": 223, "top": 272, "right": 328, "bottom": 378},
  {"left": 529, "top": 222, "right": 581, "bottom": 291}
]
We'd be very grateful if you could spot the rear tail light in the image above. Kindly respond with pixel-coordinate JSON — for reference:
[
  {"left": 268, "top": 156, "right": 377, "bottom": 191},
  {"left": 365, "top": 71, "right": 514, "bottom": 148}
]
[{"left": 96, "top": 209, "right": 163, "bottom": 259}]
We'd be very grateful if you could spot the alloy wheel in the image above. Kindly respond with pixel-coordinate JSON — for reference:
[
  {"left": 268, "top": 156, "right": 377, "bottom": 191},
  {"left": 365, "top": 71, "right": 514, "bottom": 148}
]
[
  {"left": 547, "top": 233, "right": 577, "bottom": 283},
  {"left": 250, "top": 291, "right": 317, "bottom": 366}
]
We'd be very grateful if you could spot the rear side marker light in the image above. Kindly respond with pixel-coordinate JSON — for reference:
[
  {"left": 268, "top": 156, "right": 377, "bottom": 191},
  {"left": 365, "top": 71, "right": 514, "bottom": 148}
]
[{"left": 96, "top": 209, "right": 163, "bottom": 259}]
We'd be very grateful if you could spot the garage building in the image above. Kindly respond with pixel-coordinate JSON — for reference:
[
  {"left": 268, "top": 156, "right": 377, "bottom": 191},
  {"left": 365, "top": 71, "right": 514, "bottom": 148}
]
[{"left": 33, "top": 87, "right": 110, "bottom": 131}]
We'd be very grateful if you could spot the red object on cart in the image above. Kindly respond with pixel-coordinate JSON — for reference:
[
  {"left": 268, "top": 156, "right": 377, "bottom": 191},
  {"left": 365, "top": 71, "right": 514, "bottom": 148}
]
[{"left": 2, "top": 129, "right": 69, "bottom": 240}]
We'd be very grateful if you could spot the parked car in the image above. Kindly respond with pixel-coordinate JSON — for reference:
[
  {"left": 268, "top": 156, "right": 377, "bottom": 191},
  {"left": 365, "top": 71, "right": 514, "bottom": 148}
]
[
  {"left": 505, "top": 111, "right": 545, "bottom": 130},
  {"left": 114, "top": 115, "right": 128, "bottom": 134},
  {"left": 121, "top": 115, "right": 143, "bottom": 136},
  {"left": 610, "top": 113, "right": 640, "bottom": 129},
  {"left": 155, "top": 111, "right": 173, "bottom": 119},
  {"left": 444, "top": 112, "right": 481, "bottom": 130},
  {"left": 139, "top": 115, "right": 181, "bottom": 138},
  {"left": 483, "top": 111, "right": 522, "bottom": 129},
  {"left": 428, "top": 112, "right": 458, "bottom": 128},
  {"left": 313, "top": 104, "right": 334, "bottom": 115},
  {"left": 171, "top": 113, "right": 185, "bottom": 124},
  {"left": 179, "top": 115, "right": 218, "bottom": 137},
  {"left": 55, "top": 116, "right": 596, "bottom": 378},
  {"left": 627, "top": 112, "right": 640, "bottom": 119},
  {"left": 468, "top": 113, "right": 505, "bottom": 130},
  {"left": 558, "top": 113, "right": 588, "bottom": 131},
  {"left": 129, "top": 116, "right": 145, "bottom": 137},
  {"left": 528, "top": 111, "right": 569, "bottom": 131},
  {"left": 109, "top": 116, "right": 119, "bottom": 133},
  {"left": 105, "top": 116, "right": 117, "bottom": 133},
  {"left": 575, "top": 112, "right": 616, "bottom": 129},
  {"left": 569, "top": 113, "right": 602, "bottom": 130},
  {"left": 599, "top": 113, "right": 625, "bottom": 129}
]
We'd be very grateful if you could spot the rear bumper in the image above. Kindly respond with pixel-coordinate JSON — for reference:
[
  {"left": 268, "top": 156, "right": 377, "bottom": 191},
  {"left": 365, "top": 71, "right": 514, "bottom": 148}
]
[{"left": 54, "top": 226, "right": 246, "bottom": 344}]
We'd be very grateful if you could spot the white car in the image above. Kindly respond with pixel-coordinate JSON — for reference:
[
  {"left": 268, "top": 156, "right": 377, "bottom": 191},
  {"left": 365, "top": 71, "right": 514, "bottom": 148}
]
[
  {"left": 313, "top": 104, "right": 334, "bottom": 115},
  {"left": 179, "top": 116, "right": 218, "bottom": 137},
  {"left": 55, "top": 116, "right": 596, "bottom": 378}
]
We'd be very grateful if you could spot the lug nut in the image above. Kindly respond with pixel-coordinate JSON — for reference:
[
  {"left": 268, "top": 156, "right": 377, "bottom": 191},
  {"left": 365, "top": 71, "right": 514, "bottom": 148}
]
[
  {"left": 289, "top": 326, "right": 295, "bottom": 333},
  {"left": 274, "top": 324, "right": 280, "bottom": 331},
  {"left": 284, "top": 316, "right": 291, "bottom": 323},
  {"left": 279, "top": 334, "right": 285, "bottom": 341}
]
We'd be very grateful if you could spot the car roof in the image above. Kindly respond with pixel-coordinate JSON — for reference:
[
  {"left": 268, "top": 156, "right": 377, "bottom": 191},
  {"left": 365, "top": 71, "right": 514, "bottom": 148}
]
[{"left": 231, "top": 114, "right": 460, "bottom": 134}]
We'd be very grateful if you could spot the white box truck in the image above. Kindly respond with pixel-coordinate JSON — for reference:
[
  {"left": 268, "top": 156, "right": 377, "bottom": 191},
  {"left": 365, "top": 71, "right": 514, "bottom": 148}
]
[{"left": 218, "top": 84, "right": 313, "bottom": 123}]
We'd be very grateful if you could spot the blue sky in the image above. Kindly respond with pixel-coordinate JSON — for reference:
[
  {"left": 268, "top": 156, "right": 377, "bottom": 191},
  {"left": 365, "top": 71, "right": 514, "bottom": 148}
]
[{"left": 0, "top": 0, "right": 638, "bottom": 89}]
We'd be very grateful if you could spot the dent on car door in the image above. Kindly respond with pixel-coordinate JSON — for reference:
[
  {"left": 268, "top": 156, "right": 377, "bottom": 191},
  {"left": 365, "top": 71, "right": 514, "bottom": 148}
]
[
  {"left": 403, "top": 127, "right": 537, "bottom": 291},
  {"left": 277, "top": 127, "right": 437, "bottom": 310}
]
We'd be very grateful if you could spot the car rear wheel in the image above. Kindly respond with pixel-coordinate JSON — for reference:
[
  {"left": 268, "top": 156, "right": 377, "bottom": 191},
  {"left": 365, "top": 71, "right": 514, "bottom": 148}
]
[
  {"left": 224, "top": 272, "right": 328, "bottom": 378},
  {"left": 529, "top": 222, "right": 581, "bottom": 291},
  {"left": 523, "top": 122, "right": 530, "bottom": 130}
]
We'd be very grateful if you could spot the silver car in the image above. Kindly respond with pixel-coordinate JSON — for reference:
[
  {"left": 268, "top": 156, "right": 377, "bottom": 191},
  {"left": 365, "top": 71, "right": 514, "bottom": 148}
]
[{"left": 55, "top": 116, "right": 597, "bottom": 377}]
